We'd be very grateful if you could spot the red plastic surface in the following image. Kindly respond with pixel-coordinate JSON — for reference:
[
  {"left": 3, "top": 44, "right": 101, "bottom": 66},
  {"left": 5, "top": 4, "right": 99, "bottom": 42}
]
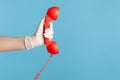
[{"left": 44, "top": 6, "right": 60, "bottom": 54}]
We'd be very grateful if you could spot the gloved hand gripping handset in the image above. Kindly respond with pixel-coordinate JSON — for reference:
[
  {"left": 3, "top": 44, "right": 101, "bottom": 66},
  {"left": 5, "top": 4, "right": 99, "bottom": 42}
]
[
  {"left": 44, "top": 6, "right": 60, "bottom": 55},
  {"left": 34, "top": 6, "right": 60, "bottom": 80}
]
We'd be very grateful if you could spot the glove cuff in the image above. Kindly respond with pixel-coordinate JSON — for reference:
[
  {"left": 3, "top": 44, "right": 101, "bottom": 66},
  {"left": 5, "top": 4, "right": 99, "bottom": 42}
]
[
  {"left": 24, "top": 36, "right": 44, "bottom": 49},
  {"left": 24, "top": 36, "right": 33, "bottom": 49}
]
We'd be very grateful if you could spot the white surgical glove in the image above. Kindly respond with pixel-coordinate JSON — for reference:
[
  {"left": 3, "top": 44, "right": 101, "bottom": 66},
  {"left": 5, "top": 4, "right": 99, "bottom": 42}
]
[{"left": 25, "top": 18, "right": 54, "bottom": 49}]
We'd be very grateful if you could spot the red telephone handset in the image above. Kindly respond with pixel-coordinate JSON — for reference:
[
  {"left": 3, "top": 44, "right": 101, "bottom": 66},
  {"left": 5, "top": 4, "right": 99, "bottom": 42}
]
[{"left": 44, "top": 6, "right": 60, "bottom": 54}]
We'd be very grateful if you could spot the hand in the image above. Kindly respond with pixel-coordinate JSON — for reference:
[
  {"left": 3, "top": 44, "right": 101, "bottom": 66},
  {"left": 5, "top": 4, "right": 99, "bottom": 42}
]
[{"left": 25, "top": 18, "right": 54, "bottom": 49}]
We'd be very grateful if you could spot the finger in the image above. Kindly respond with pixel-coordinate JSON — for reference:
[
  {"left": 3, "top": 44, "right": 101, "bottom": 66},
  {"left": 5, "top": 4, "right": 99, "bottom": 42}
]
[
  {"left": 44, "top": 32, "right": 53, "bottom": 37},
  {"left": 45, "top": 29, "right": 54, "bottom": 35},
  {"left": 49, "top": 22, "right": 53, "bottom": 30},
  {"left": 44, "top": 33, "right": 53, "bottom": 39}
]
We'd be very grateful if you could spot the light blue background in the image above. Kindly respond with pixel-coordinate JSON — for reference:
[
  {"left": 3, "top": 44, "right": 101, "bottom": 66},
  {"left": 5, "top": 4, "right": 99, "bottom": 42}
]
[{"left": 0, "top": 0, "right": 120, "bottom": 80}]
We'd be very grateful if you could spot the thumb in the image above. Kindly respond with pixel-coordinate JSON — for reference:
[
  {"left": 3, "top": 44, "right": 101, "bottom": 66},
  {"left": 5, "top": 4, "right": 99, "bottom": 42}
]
[{"left": 34, "top": 17, "right": 45, "bottom": 37}]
